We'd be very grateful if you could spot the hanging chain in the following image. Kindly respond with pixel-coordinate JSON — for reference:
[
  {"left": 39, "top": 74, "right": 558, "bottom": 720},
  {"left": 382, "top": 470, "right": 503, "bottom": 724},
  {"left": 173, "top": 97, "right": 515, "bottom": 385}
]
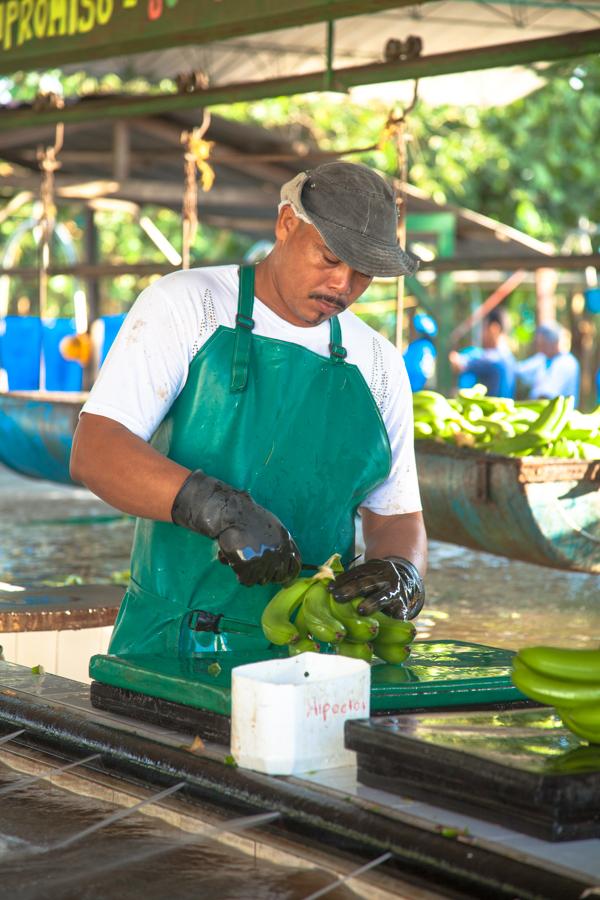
[
  {"left": 381, "top": 80, "right": 419, "bottom": 258},
  {"left": 37, "top": 117, "right": 64, "bottom": 279},
  {"left": 379, "top": 81, "right": 419, "bottom": 349},
  {"left": 180, "top": 110, "right": 214, "bottom": 270}
]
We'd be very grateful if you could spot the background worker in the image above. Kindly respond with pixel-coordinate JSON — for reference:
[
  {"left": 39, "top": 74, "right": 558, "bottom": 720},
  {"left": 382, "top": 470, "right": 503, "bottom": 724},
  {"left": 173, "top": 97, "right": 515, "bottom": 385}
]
[
  {"left": 403, "top": 312, "right": 437, "bottom": 392},
  {"left": 70, "top": 162, "right": 427, "bottom": 661},
  {"left": 449, "top": 308, "right": 516, "bottom": 398},
  {"left": 516, "top": 322, "right": 580, "bottom": 405}
]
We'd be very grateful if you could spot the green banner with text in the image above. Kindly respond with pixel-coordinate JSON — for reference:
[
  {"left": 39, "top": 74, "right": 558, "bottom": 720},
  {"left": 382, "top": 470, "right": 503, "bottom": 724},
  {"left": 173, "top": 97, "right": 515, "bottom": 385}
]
[{"left": 0, "top": 0, "right": 410, "bottom": 75}]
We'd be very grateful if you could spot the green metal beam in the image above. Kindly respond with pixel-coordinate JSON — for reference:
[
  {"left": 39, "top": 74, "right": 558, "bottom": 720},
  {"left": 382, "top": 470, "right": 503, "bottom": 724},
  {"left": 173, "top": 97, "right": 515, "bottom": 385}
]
[
  {"left": 407, "top": 213, "right": 455, "bottom": 235},
  {"left": 3, "top": 26, "right": 600, "bottom": 132},
  {"left": 0, "top": 0, "right": 434, "bottom": 76}
]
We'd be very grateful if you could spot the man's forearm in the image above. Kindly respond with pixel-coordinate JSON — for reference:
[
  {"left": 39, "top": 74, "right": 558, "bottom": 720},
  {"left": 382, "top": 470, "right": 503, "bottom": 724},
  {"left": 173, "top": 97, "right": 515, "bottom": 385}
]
[
  {"left": 70, "top": 413, "right": 190, "bottom": 521},
  {"left": 361, "top": 508, "right": 428, "bottom": 576}
]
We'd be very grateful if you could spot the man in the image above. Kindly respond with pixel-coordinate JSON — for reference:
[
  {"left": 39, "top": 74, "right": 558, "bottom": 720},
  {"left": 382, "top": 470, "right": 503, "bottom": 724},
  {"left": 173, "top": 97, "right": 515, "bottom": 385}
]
[
  {"left": 70, "top": 162, "right": 427, "bottom": 661},
  {"left": 517, "top": 322, "right": 580, "bottom": 404},
  {"left": 403, "top": 312, "right": 437, "bottom": 392},
  {"left": 449, "top": 308, "right": 516, "bottom": 398}
]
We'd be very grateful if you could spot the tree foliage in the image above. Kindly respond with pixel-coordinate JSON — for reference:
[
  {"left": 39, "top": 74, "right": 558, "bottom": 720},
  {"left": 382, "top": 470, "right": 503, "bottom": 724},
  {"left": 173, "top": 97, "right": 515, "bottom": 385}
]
[{"left": 214, "top": 55, "right": 600, "bottom": 247}]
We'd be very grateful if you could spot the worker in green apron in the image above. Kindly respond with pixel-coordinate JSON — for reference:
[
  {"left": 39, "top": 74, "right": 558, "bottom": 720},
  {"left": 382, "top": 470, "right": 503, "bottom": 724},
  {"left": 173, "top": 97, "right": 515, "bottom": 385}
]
[{"left": 71, "top": 162, "right": 427, "bottom": 659}]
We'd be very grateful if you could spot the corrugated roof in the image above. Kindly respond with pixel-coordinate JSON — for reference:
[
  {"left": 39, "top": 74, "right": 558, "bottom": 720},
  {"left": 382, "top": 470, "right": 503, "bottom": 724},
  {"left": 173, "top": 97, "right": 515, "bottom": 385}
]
[{"left": 60, "top": 1, "right": 600, "bottom": 106}]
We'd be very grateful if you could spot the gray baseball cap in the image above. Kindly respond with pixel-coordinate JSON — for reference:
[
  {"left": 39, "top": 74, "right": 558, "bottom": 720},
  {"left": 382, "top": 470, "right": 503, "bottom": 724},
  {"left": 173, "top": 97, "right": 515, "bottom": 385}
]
[{"left": 280, "top": 162, "right": 419, "bottom": 278}]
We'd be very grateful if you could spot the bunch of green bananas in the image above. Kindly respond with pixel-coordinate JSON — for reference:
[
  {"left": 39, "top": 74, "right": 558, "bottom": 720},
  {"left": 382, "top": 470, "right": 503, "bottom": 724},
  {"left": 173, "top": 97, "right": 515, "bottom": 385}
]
[
  {"left": 511, "top": 646, "right": 600, "bottom": 744},
  {"left": 413, "top": 386, "right": 600, "bottom": 460},
  {"left": 260, "top": 554, "right": 416, "bottom": 664}
]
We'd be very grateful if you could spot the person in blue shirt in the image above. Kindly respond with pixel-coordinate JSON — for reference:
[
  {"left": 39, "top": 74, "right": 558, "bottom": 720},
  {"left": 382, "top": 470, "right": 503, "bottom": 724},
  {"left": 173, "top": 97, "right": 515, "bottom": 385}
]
[
  {"left": 517, "top": 323, "right": 580, "bottom": 404},
  {"left": 403, "top": 312, "right": 437, "bottom": 392},
  {"left": 449, "top": 308, "right": 516, "bottom": 398}
]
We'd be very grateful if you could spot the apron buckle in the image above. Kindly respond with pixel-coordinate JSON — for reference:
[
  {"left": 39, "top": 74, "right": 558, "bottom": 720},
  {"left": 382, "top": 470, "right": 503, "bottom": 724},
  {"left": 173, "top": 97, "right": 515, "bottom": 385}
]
[
  {"left": 235, "top": 312, "right": 255, "bottom": 330},
  {"left": 329, "top": 342, "right": 347, "bottom": 361},
  {"left": 188, "top": 609, "right": 223, "bottom": 633}
]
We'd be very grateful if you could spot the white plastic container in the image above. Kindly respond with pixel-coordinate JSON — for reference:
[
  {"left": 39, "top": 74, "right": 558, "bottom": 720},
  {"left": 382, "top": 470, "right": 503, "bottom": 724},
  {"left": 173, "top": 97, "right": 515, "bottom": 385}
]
[{"left": 230, "top": 652, "right": 371, "bottom": 775}]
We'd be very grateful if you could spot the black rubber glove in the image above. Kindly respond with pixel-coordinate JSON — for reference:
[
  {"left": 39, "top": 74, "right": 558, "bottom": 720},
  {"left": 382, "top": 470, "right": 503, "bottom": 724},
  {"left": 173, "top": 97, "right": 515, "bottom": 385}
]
[
  {"left": 171, "top": 470, "right": 302, "bottom": 587},
  {"left": 328, "top": 556, "right": 425, "bottom": 620}
]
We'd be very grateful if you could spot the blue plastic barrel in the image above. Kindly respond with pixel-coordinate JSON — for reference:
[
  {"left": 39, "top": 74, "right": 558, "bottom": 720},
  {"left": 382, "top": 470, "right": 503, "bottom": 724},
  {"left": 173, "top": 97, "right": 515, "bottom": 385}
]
[
  {"left": 0, "top": 316, "right": 43, "bottom": 389},
  {"left": 42, "top": 318, "right": 83, "bottom": 391}
]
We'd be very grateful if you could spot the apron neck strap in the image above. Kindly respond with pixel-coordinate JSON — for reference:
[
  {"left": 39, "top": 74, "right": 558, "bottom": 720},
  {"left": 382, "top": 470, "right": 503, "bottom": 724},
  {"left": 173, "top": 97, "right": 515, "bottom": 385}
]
[
  {"left": 328, "top": 315, "right": 347, "bottom": 364},
  {"left": 231, "top": 265, "right": 256, "bottom": 393},
  {"left": 230, "top": 265, "right": 348, "bottom": 390}
]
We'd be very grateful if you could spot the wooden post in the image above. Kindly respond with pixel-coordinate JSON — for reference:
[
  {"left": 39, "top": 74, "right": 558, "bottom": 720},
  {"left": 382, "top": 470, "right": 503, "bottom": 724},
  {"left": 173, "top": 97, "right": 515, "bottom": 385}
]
[
  {"left": 112, "top": 122, "right": 130, "bottom": 182},
  {"left": 535, "top": 267, "right": 558, "bottom": 324},
  {"left": 83, "top": 205, "right": 100, "bottom": 390}
]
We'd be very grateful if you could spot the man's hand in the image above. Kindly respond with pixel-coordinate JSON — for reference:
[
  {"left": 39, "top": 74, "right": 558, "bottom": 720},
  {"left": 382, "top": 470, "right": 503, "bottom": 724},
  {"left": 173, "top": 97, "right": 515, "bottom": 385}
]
[
  {"left": 171, "top": 470, "right": 301, "bottom": 586},
  {"left": 328, "top": 556, "right": 425, "bottom": 620},
  {"left": 448, "top": 350, "right": 465, "bottom": 374}
]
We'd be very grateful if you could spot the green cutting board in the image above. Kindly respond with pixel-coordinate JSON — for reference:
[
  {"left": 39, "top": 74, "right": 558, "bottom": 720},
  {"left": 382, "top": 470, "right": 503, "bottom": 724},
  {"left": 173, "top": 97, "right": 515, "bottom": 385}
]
[{"left": 90, "top": 640, "right": 526, "bottom": 717}]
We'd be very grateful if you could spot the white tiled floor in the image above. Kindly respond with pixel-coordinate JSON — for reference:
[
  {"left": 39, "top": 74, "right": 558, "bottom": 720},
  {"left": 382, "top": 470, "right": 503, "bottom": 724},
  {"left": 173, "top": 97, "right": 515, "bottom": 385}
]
[{"left": 0, "top": 626, "right": 113, "bottom": 683}]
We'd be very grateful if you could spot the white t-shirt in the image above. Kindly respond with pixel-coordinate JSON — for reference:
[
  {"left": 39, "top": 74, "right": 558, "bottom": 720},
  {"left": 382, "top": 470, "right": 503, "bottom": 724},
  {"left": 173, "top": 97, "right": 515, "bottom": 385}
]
[{"left": 83, "top": 266, "right": 421, "bottom": 516}]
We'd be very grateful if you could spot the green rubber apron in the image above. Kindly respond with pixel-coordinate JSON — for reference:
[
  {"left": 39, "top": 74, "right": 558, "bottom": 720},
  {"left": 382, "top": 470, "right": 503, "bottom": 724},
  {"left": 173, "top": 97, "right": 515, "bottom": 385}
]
[{"left": 108, "top": 266, "right": 392, "bottom": 659}]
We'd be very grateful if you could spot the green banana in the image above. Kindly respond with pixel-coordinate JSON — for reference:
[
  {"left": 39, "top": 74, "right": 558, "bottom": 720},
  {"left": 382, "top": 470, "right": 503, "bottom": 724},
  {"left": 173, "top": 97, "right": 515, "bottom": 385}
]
[
  {"left": 460, "top": 401, "right": 485, "bottom": 422},
  {"left": 486, "top": 431, "right": 548, "bottom": 457},
  {"left": 336, "top": 640, "right": 373, "bottom": 662},
  {"left": 289, "top": 637, "right": 321, "bottom": 656},
  {"left": 373, "top": 639, "right": 411, "bottom": 665},
  {"left": 507, "top": 406, "right": 540, "bottom": 424},
  {"left": 329, "top": 595, "right": 379, "bottom": 642},
  {"left": 559, "top": 702, "right": 600, "bottom": 729},
  {"left": 485, "top": 398, "right": 569, "bottom": 455},
  {"left": 412, "top": 390, "right": 600, "bottom": 461},
  {"left": 372, "top": 611, "right": 416, "bottom": 645},
  {"left": 414, "top": 421, "right": 433, "bottom": 439},
  {"left": 534, "top": 395, "right": 573, "bottom": 441},
  {"left": 511, "top": 658, "right": 600, "bottom": 709},
  {"left": 517, "top": 646, "right": 600, "bottom": 683},
  {"left": 475, "top": 417, "right": 515, "bottom": 439},
  {"left": 294, "top": 604, "right": 310, "bottom": 638},
  {"left": 514, "top": 399, "right": 549, "bottom": 412},
  {"left": 260, "top": 577, "right": 313, "bottom": 646},
  {"left": 414, "top": 392, "right": 485, "bottom": 435},
  {"left": 303, "top": 580, "right": 346, "bottom": 644},
  {"left": 557, "top": 708, "right": 600, "bottom": 745}
]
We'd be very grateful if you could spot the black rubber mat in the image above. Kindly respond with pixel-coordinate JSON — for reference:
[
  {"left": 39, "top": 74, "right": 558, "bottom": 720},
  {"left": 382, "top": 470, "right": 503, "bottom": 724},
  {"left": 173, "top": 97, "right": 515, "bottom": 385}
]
[
  {"left": 346, "top": 708, "right": 600, "bottom": 841},
  {"left": 90, "top": 681, "right": 231, "bottom": 743}
]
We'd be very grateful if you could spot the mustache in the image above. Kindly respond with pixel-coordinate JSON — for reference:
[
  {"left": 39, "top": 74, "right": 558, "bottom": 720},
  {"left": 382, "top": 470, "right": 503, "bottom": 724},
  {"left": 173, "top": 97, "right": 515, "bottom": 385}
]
[{"left": 308, "top": 292, "right": 347, "bottom": 311}]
